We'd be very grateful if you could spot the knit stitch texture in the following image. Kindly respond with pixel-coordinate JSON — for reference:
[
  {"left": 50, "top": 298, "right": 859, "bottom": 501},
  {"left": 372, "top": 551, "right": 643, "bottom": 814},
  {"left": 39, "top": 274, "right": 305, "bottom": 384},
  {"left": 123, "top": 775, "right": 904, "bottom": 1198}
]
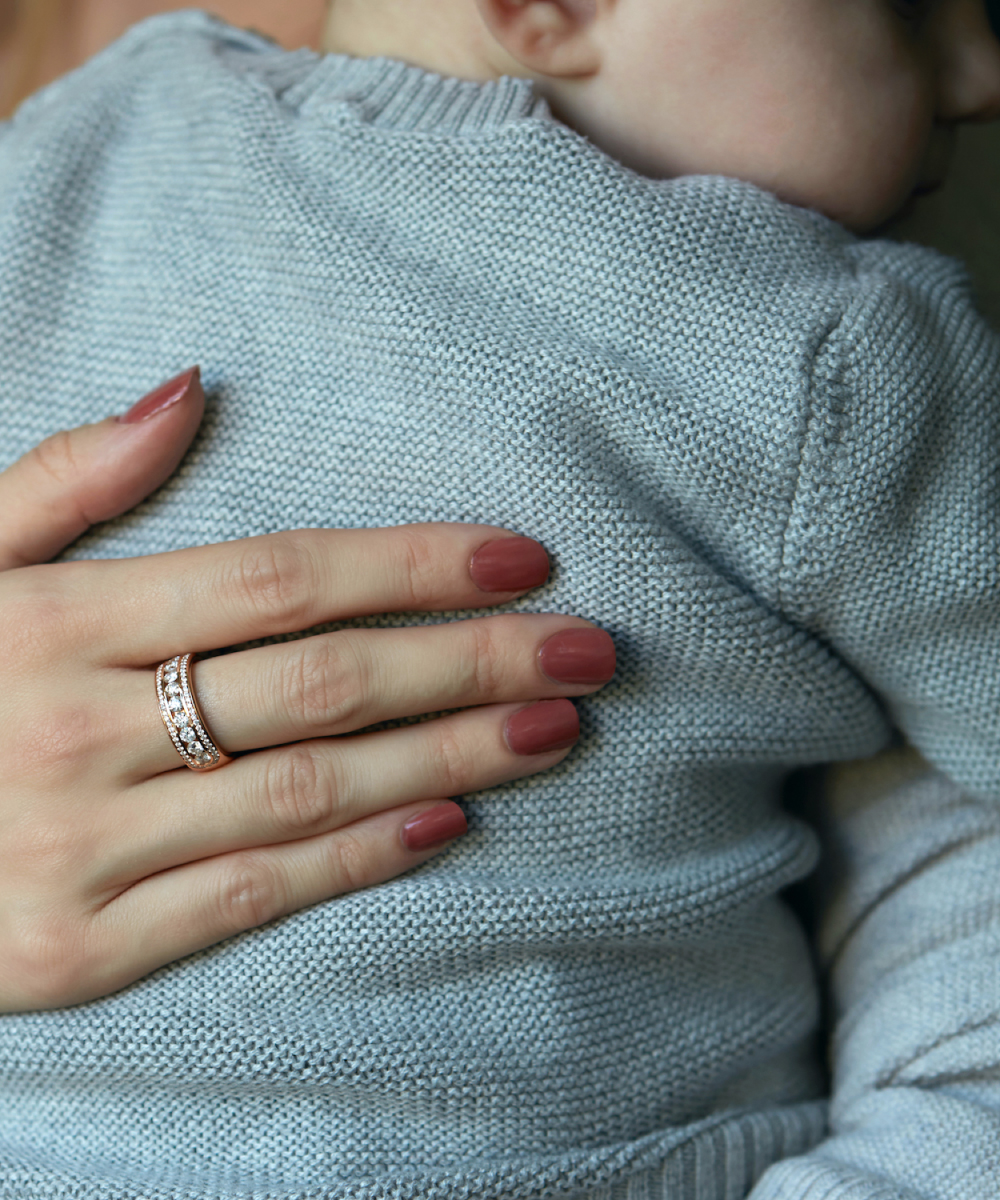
[{"left": 1, "top": 12, "right": 999, "bottom": 1200}]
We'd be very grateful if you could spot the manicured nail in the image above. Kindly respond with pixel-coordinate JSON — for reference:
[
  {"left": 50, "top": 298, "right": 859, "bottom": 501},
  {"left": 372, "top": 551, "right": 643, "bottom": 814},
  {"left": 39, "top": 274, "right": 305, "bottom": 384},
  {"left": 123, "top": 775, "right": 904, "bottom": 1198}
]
[
  {"left": 538, "top": 628, "right": 616, "bottom": 685},
  {"left": 505, "top": 699, "right": 579, "bottom": 756},
  {"left": 401, "top": 802, "right": 468, "bottom": 851},
  {"left": 469, "top": 537, "right": 550, "bottom": 592},
  {"left": 117, "top": 366, "right": 200, "bottom": 424}
]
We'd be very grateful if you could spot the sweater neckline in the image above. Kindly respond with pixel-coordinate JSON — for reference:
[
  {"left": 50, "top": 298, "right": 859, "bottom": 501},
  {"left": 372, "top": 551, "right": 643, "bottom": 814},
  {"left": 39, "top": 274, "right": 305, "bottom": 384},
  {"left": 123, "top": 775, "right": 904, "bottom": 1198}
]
[
  {"left": 105, "top": 10, "right": 550, "bottom": 135},
  {"left": 291, "top": 54, "right": 551, "bottom": 133},
  {"left": 187, "top": 8, "right": 551, "bottom": 135}
]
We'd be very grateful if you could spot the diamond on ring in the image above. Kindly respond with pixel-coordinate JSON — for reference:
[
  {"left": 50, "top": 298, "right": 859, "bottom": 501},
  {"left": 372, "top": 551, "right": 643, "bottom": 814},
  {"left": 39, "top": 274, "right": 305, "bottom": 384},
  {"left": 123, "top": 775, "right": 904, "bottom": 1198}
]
[{"left": 155, "top": 653, "right": 233, "bottom": 772}]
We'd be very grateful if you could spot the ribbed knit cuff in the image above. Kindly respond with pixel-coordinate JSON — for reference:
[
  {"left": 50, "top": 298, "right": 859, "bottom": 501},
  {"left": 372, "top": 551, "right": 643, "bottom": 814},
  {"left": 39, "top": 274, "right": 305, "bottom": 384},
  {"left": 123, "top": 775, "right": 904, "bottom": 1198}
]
[{"left": 750, "top": 1158, "right": 918, "bottom": 1200}]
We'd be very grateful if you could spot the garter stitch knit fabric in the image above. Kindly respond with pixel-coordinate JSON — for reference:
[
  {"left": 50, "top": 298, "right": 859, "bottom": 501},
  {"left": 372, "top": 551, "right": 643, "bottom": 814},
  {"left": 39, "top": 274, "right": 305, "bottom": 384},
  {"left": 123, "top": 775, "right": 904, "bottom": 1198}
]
[{"left": 2, "top": 12, "right": 1000, "bottom": 1200}]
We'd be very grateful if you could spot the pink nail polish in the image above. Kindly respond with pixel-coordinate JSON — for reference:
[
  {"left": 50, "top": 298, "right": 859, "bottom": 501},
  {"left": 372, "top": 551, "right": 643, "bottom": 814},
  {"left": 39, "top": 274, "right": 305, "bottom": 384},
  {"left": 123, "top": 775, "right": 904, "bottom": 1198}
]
[
  {"left": 469, "top": 537, "right": 550, "bottom": 592},
  {"left": 117, "top": 366, "right": 200, "bottom": 424},
  {"left": 505, "top": 699, "right": 580, "bottom": 756},
  {"left": 538, "top": 629, "right": 616, "bottom": 685},
  {"left": 401, "top": 802, "right": 468, "bottom": 851}
]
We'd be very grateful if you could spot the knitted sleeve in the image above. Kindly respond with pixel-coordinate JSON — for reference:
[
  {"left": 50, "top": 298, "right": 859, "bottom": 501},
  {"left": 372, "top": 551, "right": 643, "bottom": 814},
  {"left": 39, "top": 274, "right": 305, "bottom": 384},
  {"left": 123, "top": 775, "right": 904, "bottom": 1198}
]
[
  {"left": 750, "top": 748, "right": 1000, "bottom": 1200},
  {"left": 753, "top": 244, "right": 1000, "bottom": 1200},
  {"left": 777, "top": 240, "right": 1000, "bottom": 800}
]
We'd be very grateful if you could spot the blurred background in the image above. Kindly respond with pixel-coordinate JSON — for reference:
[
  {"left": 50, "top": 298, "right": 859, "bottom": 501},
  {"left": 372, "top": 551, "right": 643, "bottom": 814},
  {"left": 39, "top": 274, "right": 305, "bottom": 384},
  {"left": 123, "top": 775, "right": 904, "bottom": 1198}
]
[
  {"left": 1, "top": 0, "right": 1000, "bottom": 326},
  {"left": 0, "top": 1, "right": 327, "bottom": 119}
]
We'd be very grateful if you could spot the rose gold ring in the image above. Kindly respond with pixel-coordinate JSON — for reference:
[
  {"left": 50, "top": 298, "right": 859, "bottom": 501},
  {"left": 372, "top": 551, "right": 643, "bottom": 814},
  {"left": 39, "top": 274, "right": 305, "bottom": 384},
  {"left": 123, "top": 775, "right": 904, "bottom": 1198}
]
[{"left": 155, "top": 653, "right": 233, "bottom": 771}]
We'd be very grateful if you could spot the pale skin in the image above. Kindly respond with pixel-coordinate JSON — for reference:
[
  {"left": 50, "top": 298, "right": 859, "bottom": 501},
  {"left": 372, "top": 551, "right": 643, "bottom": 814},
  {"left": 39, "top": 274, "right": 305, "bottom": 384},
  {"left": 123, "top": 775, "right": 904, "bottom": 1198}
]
[
  {"left": 323, "top": 0, "right": 1000, "bottom": 231},
  {"left": 0, "top": 372, "right": 614, "bottom": 1013}
]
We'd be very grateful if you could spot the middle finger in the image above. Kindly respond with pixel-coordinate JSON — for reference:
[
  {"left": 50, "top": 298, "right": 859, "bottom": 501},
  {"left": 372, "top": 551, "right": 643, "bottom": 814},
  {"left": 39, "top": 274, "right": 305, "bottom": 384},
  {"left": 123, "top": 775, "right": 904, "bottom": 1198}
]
[{"left": 126, "top": 615, "right": 616, "bottom": 777}]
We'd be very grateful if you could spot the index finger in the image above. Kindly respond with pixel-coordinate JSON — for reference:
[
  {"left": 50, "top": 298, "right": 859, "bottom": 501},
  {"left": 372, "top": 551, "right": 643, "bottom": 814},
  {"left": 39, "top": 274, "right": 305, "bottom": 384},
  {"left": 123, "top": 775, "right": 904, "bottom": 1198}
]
[{"left": 89, "top": 525, "right": 551, "bottom": 664}]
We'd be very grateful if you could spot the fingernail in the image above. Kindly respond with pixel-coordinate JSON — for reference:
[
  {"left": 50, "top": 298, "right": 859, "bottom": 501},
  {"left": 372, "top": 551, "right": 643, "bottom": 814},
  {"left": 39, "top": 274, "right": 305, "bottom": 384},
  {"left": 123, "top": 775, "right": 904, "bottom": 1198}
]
[
  {"left": 505, "top": 699, "right": 579, "bottom": 756},
  {"left": 117, "top": 366, "right": 200, "bottom": 424},
  {"left": 401, "top": 802, "right": 468, "bottom": 851},
  {"left": 469, "top": 537, "right": 550, "bottom": 592},
  {"left": 538, "top": 628, "right": 616, "bottom": 685}
]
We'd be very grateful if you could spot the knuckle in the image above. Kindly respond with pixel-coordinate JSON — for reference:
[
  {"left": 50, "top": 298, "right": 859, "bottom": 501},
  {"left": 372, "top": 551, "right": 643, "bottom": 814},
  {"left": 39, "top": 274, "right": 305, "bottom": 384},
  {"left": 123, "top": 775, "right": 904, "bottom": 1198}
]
[
  {"left": 226, "top": 534, "right": 317, "bottom": 632},
  {"left": 467, "top": 620, "right": 506, "bottom": 699},
  {"left": 0, "top": 569, "right": 79, "bottom": 662},
  {"left": 323, "top": 829, "right": 371, "bottom": 894},
  {"left": 8, "top": 811, "right": 91, "bottom": 880},
  {"left": 1, "top": 912, "right": 91, "bottom": 1012},
  {"left": 10, "top": 705, "right": 95, "bottom": 783},
  {"left": 28, "top": 428, "right": 81, "bottom": 493},
  {"left": 214, "top": 853, "right": 286, "bottom": 933},
  {"left": 427, "top": 718, "right": 474, "bottom": 797},
  {"left": 395, "top": 529, "right": 441, "bottom": 610},
  {"left": 281, "top": 636, "right": 366, "bottom": 735},
  {"left": 262, "top": 744, "right": 338, "bottom": 837}
]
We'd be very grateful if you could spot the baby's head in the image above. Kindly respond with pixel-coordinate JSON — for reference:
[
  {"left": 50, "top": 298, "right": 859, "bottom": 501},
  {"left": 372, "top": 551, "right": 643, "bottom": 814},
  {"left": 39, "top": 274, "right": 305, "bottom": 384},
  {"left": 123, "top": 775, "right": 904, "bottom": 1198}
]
[{"left": 324, "top": 0, "right": 1000, "bottom": 231}]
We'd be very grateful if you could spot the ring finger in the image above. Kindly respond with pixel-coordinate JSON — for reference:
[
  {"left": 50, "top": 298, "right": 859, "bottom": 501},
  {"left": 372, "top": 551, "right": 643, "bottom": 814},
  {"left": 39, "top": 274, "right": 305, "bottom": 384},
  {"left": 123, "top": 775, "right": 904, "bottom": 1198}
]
[
  {"left": 97, "top": 699, "right": 582, "bottom": 887},
  {"left": 124, "top": 614, "right": 615, "bottom": 777}
]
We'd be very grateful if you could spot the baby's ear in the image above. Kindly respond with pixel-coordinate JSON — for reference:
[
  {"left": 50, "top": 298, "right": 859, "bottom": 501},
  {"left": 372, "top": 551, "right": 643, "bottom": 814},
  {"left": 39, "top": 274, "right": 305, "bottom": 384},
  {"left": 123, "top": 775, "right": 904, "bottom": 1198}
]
[{"left": 474, "top": 0, "right": 602, "bottom": 77}]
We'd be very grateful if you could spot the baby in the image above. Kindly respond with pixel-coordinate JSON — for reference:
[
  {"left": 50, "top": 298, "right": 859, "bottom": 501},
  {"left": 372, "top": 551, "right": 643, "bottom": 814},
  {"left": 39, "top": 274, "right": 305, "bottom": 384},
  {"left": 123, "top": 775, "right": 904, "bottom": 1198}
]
[{"left": 2, "top": 1, "right": 1000, "bottom": 1199}]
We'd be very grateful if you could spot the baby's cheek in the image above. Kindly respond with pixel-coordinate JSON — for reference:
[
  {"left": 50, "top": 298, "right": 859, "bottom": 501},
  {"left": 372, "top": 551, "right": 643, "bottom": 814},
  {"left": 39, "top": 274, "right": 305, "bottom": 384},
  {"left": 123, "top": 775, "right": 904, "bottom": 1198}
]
[{"left": 783, "top": 103, "right": 932, "bottom": 231}]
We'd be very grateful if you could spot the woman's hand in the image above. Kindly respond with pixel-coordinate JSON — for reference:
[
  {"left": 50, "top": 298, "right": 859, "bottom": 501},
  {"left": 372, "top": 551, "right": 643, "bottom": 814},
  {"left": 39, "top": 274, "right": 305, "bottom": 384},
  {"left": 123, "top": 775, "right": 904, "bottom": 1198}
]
[{"left": 0, "top": 369, "right": 615, "bottom": 1014}]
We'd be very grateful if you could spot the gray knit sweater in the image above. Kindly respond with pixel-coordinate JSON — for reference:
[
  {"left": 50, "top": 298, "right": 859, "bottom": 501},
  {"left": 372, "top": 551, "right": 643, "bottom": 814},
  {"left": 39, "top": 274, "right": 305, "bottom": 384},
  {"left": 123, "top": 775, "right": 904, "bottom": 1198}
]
[{"left": 2, "top": 12, "right": 1000, "bottom": 1200}]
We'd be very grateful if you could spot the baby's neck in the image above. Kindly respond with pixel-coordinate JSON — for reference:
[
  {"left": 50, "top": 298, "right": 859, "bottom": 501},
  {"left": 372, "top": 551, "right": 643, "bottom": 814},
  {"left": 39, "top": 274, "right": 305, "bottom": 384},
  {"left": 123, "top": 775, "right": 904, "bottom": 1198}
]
[{"left": 321, "top": 0, "right": 524, "bottom": 83}]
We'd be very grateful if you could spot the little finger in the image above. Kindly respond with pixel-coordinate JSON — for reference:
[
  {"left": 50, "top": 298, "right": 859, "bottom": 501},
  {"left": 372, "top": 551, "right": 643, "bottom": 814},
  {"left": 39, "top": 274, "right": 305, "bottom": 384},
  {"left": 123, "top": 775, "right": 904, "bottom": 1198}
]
[{"left": 26, "top": 799, "right": 467, "bottom": 1011}]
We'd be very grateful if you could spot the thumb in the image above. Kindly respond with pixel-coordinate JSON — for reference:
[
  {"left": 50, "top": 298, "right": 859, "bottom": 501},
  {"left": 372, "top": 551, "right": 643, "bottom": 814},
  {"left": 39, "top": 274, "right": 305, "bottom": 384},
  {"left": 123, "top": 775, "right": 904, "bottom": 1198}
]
[{"left": 0, "top": 367, "right": 205, "bottom": 571}]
